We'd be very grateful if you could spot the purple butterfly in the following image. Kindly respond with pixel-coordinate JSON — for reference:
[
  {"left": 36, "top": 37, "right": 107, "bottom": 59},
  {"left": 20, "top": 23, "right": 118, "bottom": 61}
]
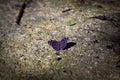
[{"left": 48, "top": 37, "right": 68, "bottom": 51}]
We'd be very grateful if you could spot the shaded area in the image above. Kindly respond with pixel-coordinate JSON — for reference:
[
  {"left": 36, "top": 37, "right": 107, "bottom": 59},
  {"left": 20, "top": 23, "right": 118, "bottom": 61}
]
[
  {"left": 99, "top": 12, "right": 120, "bottom": 55},
  {"left": 0, "top": 0, "right": 120, "bottom": 80},
  {"left": 64, "top": 42, "right": 76, "bottom": 50}
]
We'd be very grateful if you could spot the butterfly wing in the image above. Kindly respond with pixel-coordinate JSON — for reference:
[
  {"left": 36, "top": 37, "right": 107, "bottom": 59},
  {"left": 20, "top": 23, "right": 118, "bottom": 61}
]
[
  {"left": 48, "top": 40, "right": 60, "bottom": 51},
  {"left": 60, "top": 37, "right": 68, "bottom": 50}
]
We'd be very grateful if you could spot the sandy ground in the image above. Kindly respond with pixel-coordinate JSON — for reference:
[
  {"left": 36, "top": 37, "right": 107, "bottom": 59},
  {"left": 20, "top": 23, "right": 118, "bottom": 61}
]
[{"left": 0, "top": 0, "right": 120, "bottom": 80}]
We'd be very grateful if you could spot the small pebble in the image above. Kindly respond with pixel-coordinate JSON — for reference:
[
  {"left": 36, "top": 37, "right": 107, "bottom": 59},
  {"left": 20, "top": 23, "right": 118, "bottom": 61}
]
[
  {"left": 63, "top": 70, "right": 67, "bottom": 73},
  {"left": 93, "top": 40, "right": 99, "bottom": 43},
  {"left": 95, "top": 56, "right": 99, "bottom": 59},
  {"left": 56, "top": 52, "right": 60, "bottom": 55},
  {"left": 56, "top": 56, "right": 62, "bottom": 61}
]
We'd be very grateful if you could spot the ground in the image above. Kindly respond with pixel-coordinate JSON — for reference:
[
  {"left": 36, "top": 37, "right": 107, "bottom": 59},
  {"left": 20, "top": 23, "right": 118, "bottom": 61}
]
[{"left": 0, "top": 0, "right": 120, "bottom": 80}]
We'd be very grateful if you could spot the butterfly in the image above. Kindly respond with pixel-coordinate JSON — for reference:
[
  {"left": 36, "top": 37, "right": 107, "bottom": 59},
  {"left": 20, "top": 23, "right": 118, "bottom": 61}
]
[{"left": 48, "top": 37, "right": 68, "bottom": 51}]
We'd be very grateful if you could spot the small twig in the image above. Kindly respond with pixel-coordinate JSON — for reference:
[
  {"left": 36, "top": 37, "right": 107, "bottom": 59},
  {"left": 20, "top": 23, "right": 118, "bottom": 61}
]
[
  {"left": 16, "top": 0, "right": 28, "bottom": 25},
  {"left": 62, "top": 8, "right": 72, "bottom": 13}
]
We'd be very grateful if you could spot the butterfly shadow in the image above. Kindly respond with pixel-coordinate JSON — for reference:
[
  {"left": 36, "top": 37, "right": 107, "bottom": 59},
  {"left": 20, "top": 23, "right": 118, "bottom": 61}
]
[{"left": 64, "top": 42, "right": 76, "bottom": 50}]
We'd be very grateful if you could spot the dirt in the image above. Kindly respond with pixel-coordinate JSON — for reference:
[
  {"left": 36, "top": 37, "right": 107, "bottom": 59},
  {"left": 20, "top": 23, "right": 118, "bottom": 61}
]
[{"left": 0, "top": 0, "right": 120, "bottom": 80}]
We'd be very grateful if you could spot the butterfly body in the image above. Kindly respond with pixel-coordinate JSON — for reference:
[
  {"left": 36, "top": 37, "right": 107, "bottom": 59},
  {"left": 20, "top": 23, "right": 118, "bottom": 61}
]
[{"left": 48, "top": 37, "right": 68, "bottom": 51}]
